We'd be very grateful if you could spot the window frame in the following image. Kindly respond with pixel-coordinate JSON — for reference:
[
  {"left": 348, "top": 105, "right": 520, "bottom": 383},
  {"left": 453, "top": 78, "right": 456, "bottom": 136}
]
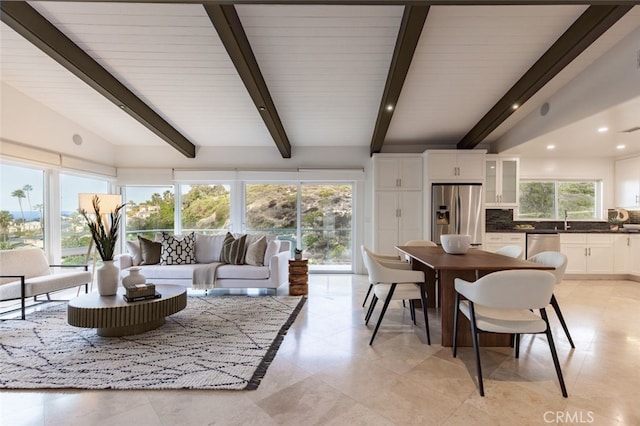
[{"left": 516, "top": 178, "right": 603, "bottom": 221}]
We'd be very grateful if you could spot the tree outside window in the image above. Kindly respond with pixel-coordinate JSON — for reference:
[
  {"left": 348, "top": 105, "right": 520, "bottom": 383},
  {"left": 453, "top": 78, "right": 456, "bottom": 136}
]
[{"left": 518, "top": 180, "right": 599, "bottom": 220}]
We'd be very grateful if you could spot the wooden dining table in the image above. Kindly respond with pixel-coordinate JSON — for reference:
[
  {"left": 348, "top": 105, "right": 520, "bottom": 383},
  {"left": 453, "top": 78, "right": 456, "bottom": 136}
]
[{"left": 396, "top": 245, "right": 554, "bottom": 347}]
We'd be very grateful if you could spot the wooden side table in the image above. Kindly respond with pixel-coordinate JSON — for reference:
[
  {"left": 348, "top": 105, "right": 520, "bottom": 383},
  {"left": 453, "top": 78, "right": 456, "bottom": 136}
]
[{"left": 289, "top": 259, "right": 308, "bottom": 296}]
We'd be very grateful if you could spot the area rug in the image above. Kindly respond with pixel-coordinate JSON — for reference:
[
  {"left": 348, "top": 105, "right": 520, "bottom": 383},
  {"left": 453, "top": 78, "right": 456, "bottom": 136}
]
[{"left": 0, "top": 295, "right": 305, "bottom": 390}]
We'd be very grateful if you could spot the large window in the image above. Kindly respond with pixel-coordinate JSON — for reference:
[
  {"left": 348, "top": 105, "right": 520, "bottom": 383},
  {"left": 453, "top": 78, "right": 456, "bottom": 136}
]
[
  {"left": 244, "top": 183, "right": 353, "bottom": 271},
  {"left": 301, "top": 184, "right": 352, "bottom": 268},
  {"left": 60, "top": 174, "right": 109, "bottom": 264},
  {"left": 124, "top": 187, "right": 175, "bottom": 241},
  {"left": 0, "top": 163, "right": 45, "bottom": 250},
  {"left": 181, "top": 184, "right": 230, "bottom": 234},
  {"left": 245, "top": 183, "right": 297, "bottom": 245},
  {"left": 518, "top": 180, "right": 601, "bottom": 220}
]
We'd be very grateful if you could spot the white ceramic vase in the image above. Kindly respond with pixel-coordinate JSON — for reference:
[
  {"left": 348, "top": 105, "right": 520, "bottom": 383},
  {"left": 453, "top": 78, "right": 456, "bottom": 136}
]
[
  {"left": 122, "top": 267, "right": 146, "bottom": 287},
  {"left": 96, "top": 260, "right": 119, "bottom": 296}
]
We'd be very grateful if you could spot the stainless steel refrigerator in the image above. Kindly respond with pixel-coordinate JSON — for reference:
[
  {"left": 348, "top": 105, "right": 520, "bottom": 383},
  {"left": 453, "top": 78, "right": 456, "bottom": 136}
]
[{"left": 431, "top": 183, "right": 483, "bottom": 246}]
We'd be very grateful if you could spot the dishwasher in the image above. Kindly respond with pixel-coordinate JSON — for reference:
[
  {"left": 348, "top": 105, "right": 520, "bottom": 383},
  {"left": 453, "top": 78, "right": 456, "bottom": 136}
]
[{"left": 526, "top": 233, "right": 560, "bottom": 258}]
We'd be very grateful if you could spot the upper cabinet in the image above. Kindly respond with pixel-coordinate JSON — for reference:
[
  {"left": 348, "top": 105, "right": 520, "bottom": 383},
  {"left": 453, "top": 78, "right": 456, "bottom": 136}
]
[
  {"left": 373, "top": 155, "right": 423, "bottom": 191},
  {"left": 615, "top": 156, "right": 640, "bottom": 208},
  {"left": 425, "top": 150, "right": 485, "bottom": 182},
  {"left": 485, "top": 156, "right": 519, "bottom": 207}
]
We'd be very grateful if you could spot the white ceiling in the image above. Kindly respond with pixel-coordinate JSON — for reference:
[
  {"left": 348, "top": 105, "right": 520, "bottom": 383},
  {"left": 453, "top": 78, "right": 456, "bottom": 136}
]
[{"left": 1, "top": 1, "right": 639, "bottom": 159}]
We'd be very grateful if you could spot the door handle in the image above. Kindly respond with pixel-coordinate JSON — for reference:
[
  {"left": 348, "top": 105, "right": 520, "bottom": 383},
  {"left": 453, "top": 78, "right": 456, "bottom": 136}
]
[
  {"left": 588, "top": 247, "right": 591, "bottom": 256},
  {"left": 584, "top": 248, "right": 588, "bottom": 256}
]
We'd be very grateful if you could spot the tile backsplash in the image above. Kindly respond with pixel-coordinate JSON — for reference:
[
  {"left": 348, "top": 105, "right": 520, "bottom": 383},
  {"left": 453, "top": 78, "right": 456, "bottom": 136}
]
[{"left": 485, "top": 209, "right": 619, "bottom": 232}]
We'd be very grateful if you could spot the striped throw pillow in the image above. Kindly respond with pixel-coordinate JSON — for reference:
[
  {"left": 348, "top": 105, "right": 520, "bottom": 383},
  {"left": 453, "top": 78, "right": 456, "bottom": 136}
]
[{"left": 220, "top": 232, "right": 247, "bottom": 265}]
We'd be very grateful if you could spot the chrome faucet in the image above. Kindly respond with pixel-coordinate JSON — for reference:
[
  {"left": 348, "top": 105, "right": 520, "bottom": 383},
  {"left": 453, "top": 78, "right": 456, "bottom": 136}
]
[{"left": 564, "top": 210, "right": 570, "bottom": 231}]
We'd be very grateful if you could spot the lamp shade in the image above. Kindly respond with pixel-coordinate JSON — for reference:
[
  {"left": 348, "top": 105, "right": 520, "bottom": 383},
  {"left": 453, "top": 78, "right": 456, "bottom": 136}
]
[{"left": 78, "top": 193, "right": 122, "bottom": 214}]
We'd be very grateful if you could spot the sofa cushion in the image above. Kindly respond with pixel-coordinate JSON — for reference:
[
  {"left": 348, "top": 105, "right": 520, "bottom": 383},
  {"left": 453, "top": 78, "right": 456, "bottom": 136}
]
[
  {"left": 161, "top": 232, "right": 196, "bottom": 265},
  {"left": 244, "top": 235, "right": 267, "bottom": 266},
  {"left": 216, "top": 264, "right": 270, "bottom": 280},
  {"left": 195, "top": 233, "right": 225, "bottom": 264},
  {"left": 263, "top": 240, "right": 282, "bottom": 267},
  {"left": 134, "top": 263, "right": 212, "bottom": 281},
  {"left": 139, "top": 236, "right": 161, "bottom": 265},
  {"left": 0, "top": 248, "right": 51, "bottom": 285},
  {"left": 220, "top": 232, "right": 246, "bottom": 265},
  {"left": 126, "top": 240, "right": 142, "bottom": 266}
]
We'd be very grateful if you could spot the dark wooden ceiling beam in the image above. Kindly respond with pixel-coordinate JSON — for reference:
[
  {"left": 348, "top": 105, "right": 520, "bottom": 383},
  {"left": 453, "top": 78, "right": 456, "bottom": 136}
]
[
  {"left": 205, "top": 4, "right": 292, "bottom": 158},
  {"left": 0, "top": 2, "right": 197, "bottom": 158},
  {"left": 457, "top": 4, "right": 632, "bottom": 150},
  {"left": 369, "top": 5, "right": 430, "bottom": 155}
]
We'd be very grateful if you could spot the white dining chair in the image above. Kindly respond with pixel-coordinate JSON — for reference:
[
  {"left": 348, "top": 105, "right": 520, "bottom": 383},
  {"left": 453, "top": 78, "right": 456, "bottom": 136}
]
[
  {"left": 362, "top": 249, "right": 431, "bottom": 345},
  {"left": 453, "top": 269, "right": 567, "bottom": 397},
  {"left": 494, "top": 244, "right": 523, "bottom": 258},
  {"left": 527, "top": 251, "right": 574, "bottom": 348},
  {"left": 360, "top": 245, "right": 409, "bottom": 308}
]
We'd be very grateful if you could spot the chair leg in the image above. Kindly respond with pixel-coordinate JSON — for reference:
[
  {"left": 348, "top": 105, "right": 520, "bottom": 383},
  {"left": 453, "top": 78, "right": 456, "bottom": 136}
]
[
  {"left": 369, "top": 284, "right": 396, "bottom": 345},
  {"left": 550, "top": 294, "right": 575, "bottom": 348},
  {"left": 409, "top": 300, "right": 416, "bottom": 325},
  {"left": 419, "top": 283, "right": 431, "bottom": 345},
  {"left": 468, "top": 302, "right": 484, "bottom": 397},
  {"left": 541, "top": 308, "right": 568, "bottom": 398},
  {"left": 453, "top": 292, "right": 460, "bottom": 357},
  {"left": 515, "top": 334, "right": 520, "bottom": 358},
  {"left": 365, "top": 295, "right": 378, "bottom": 324},
  {"left": 362, "top": 284, "right": 373, "bottom": 308}
]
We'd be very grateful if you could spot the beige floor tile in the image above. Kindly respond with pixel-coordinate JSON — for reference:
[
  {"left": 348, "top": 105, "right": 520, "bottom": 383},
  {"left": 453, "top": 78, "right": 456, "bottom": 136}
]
[{"left": 2, "top": 274, "right": 640, "bottom": 425}]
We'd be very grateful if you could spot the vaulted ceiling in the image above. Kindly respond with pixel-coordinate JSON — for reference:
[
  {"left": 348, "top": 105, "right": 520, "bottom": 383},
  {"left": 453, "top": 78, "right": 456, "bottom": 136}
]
[{"left": 2, "top": 1, "right": 639, "bottom": 160}]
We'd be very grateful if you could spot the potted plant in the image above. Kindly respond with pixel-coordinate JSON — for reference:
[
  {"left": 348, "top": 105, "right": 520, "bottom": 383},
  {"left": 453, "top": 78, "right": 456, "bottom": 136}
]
[
  {"left": 80, "top": 195, "right": 125, "bottom": 296},
  {"left": 608, "top": 217, "right": 623, "bottom": 231},
  {"left": 294, "top": 248, "right": 303, "bottom": 260}
]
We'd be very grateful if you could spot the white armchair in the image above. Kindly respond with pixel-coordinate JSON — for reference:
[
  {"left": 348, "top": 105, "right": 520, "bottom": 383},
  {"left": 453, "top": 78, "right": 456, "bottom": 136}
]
[{"left": 0, "top": 248, "right": 90, "bottom": 320}]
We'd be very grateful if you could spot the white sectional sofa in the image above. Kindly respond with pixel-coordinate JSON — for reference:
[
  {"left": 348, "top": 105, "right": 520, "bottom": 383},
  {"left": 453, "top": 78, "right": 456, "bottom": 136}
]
[{"left": 116, "top": 233, "right": 291, "bottom": 293}]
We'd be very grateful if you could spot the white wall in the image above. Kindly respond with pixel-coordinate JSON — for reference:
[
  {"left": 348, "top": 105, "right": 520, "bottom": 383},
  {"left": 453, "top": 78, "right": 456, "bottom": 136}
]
[
  {"left": 519, "top": 157, "right": 615, "bottom": 213},
  {"left": 494, "top": 27, "right": 640, "bottom": 153},
  {"left": 0, "top": 83, "right": 117, "bottom": 166}
]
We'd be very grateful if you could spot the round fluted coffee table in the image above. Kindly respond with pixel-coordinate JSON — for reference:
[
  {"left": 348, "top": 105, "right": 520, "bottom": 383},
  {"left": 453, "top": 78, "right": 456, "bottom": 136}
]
[{"left": 67, "top": 285, "right": 187, "bottom": 337}]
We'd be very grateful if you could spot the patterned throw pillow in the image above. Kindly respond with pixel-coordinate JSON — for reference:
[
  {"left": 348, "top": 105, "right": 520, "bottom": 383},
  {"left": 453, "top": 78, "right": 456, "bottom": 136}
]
[
  {"left": 160, "top": 232, "right": 196, "bottom": 265},
  {"left": 220, "top": 232, "right": 247, "bottom": 265}
]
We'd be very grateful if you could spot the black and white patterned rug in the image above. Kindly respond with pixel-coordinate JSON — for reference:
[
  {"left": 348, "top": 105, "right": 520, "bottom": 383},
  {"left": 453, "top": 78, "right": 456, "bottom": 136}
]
[{"left": 0, "top": 295, "right": 305, "bottom": 390}]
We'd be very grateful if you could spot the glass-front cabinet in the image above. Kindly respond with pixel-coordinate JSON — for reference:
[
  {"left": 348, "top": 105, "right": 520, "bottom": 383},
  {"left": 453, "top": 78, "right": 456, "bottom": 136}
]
[{"left": 485, "top": 156, "right": 519, "bottom": 207}]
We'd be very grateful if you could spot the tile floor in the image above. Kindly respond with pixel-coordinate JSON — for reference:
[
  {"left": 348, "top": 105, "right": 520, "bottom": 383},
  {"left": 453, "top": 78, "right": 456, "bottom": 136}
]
[{"left": 1, "top": 274, "right": 639, "bottom": 425}]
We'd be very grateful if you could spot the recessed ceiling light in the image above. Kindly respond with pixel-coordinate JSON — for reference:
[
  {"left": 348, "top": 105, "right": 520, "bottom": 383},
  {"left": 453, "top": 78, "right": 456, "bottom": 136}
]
[
  {"left": 386, "top": 105, "right": 394, "bottom": 112},
  {"left": 546, "top": 144, "right": 555, "bottom": 150},
  {"left": 598, "top": 126, "right": 608, "bottom": 133},
  {"left": 616, "top": 144, "right": 626, "bottom": 150},
  {"left": 512, "top": 104, "right": 519, "bottom": 110}
]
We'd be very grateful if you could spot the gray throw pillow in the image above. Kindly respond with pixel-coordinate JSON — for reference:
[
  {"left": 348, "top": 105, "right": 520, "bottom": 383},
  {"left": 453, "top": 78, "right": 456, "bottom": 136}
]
[
  {"left": 138, "top": 236, "right": 161, "bottom": 265},
  {"left": 220, "top": 232, "right": 246, "bottom": 265},
  {"left": 245, "top": 235, "right": 267, "bottom": 266}
]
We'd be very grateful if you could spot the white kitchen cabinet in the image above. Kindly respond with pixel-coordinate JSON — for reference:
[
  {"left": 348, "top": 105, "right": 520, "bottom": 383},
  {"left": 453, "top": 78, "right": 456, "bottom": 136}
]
[
  {"left": 485, "top": 156, "right": 519, "bottom": 207},
  {"left": 374, "top": 191, "right": 422, "bottom": 254},
  {"left": 373, "top": 155, "right": 423, "bottom": 190},
  {"left": 630, "top": 235, "right": 640, "bottom": 277},
  {"left": 615, "top": 156, "right": 640, "bottom": 208},
  {"left": 560, "top": 233, "right": 614, "bottom": 274},
  {"left": 613, "top": 234, "right": 631, "bottom": 273},
  {"left": 484, "top": 232, "right": 525, "bottom": 258},
  {"left": 425, "top": 150, "right": 485, "bottom": 181}
]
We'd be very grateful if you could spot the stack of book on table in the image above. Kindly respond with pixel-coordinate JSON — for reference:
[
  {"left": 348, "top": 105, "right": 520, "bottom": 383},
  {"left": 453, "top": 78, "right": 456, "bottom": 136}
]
[{"left": 123, "top": 282, "right": 161, "bottom": 302}]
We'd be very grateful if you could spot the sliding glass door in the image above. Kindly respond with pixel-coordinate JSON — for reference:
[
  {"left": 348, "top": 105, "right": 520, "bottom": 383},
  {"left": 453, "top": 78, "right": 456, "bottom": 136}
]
[{"left": 244, "top": 182, "right": 353, "bottom": 272}]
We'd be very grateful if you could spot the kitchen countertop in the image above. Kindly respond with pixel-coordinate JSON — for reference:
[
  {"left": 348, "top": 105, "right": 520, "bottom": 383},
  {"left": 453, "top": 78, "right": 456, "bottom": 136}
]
[{"left": 487, "top": 228, "right": 639, "bottom": 234}]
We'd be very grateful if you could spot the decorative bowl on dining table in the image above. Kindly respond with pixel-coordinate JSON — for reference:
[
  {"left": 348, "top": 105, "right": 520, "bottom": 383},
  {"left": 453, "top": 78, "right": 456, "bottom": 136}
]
[{"left": 440, "top": 234, "right": 471, "bottom": 254}]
